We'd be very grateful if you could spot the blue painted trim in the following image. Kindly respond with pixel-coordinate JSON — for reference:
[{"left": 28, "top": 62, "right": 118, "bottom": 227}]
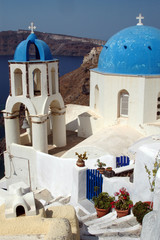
[
  {"left": 116, "top": 156, "right": 130, "bottom": 168},
  {"left": 87, "top": 169, "right": 103, "bottom": 200}
]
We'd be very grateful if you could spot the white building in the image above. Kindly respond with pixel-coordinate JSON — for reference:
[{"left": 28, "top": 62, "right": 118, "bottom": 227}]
[
  {"left": 2, "top": 17, "right": 160, "bottom": 205},
  {"left": 78, "top": 15, "right": 160, "bottom": 138}
]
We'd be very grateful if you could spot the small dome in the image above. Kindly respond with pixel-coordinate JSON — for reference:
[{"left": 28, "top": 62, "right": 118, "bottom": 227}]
[
  {"left": 14, "top": 33, "right": 53, "bottom": 61},
  {"left": 97, "top": 25, "right": 160, "bottom": 75}
]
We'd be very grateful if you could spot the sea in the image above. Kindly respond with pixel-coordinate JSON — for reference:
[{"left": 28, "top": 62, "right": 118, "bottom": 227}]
[{"left": 0, "top": 55, "right": 83, "bottom": 140}]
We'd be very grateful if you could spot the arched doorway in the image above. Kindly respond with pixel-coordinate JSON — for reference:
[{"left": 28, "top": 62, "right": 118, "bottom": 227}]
[
  {"left": 118, "top": 90, "right": 129, "bottom": 117},
  {"left": 16, "top": 205, "right": 25, "bottom": 217}
]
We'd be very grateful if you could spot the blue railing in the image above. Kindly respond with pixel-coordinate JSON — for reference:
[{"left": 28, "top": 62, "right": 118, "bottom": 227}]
[
  {"left": 116, "top": 156, "right": 130, "bottom": 168},
  {"left": 87, "top": 169, "right": 103, "bottom": 200}
]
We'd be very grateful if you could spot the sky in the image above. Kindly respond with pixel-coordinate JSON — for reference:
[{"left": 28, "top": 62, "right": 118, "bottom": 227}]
[{"left": 0, "top": 0, "right": 160, "bottom": 41}]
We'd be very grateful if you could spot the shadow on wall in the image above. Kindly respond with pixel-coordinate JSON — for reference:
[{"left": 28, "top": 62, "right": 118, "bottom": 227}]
[
  {"left": 66, "top": 119, "right": 78, "bottom": 131},
  {"left": 0, "top": 155, "right": 4, "bottom": 179}
]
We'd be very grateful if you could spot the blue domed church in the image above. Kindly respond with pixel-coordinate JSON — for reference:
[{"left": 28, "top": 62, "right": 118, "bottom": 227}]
[{"left": 88, "top": 15, "right": 160, "bottom": 136}]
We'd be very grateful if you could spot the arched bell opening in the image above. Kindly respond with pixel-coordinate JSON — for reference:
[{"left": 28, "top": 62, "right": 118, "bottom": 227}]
[
  {"left": 16, "top": 205, "right": 25, "bottom": 217},
  {"left": 13, "top": 102, "right": 32, "bottom": 146},
  {"left": 14, "top": 68, "right": 23, "bottom": 96},
  {"left": 33, "top": 68, "right": 41, "bottom": 96},
  {"left": 29, "top": 43, "right": 40, "bottom": 60}
]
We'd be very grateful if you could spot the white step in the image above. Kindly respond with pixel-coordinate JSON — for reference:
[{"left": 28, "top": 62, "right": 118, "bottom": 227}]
[
  {"left": 86, "top": 212, "right": 116, "bottom": 227},
  {"left": 89, "top": 224, "right": 141, "bottom": 236}
]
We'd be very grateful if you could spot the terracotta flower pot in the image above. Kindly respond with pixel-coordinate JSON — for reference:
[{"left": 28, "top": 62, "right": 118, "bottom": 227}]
[
  {"left": 106, "top": 167, "right": 112, "bottom": 172},
  {"left": 97, "top": 168, "right": 105, "bottom": 174},
  {"left": 115, "top": 208, "right": 129, "bottom": 218},
  {"left": 96, "top": 207, "right": 110, "bottom": 218},
  {"left": 76, "top": 159, "right": 85, "bottom": 167}
]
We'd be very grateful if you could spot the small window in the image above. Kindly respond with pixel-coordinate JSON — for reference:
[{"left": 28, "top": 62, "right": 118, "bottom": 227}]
[{"left": 119, "top": 90, "right": 129, "bottom": 117}]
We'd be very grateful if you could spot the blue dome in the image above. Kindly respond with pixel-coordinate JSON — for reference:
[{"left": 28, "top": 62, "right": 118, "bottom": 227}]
[
  {"left": 14, "top": 33, "right": 53, "bottom": 61},
  {"left": 97, "top": 25, "right": 160, "bottom": 75}
]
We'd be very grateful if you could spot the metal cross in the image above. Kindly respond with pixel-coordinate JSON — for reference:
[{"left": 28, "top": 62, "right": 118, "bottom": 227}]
[
  {"left": 28, "top": 22, "right": 36, "bottom": 33},
  {"left": 136, "top": 13, "right": 144, "bottom": 26}
]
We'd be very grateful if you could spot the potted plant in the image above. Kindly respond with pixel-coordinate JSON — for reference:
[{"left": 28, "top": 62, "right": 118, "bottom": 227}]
[
  {"left": 96, "top": 159, "right": 106, "bottom": 174},
  {"left": 144, "top": 150, "right": 160, "bottom": 207},
  {"left": 75, "top": 151, "right": 88, "bottom": 167},
  {"left": 132, "top": 201, "right": 152, "bottom": 224},
  {"left": 106, "top": 167, "right": 112, "bottom": 172},
  {"left": 92, "top": 192, "right": 115, "bottom": 218},
  {"left": 111, "top": 187, "right": 133, "bottom": 218}
]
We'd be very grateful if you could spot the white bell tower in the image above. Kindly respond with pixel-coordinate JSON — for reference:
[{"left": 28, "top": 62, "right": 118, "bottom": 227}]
[{"left": 3, "top": 23, "right": 66, "bottom": 188}]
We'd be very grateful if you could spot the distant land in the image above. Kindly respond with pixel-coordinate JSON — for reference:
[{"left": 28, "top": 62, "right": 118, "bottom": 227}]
[
  {"left": 0, "top": 30, "right": 105, "bottom": 56},
  {"left": 60, "top": 46, "right": 102, "bottom": 106}
]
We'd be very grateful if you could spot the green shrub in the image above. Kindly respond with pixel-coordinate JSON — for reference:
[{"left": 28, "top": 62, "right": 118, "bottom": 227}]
[
  {"left": 132, "top": 201, "right": 152, "bottom": 224},
  {"left": 92, "top": 192, "right": 115, "bottom": 209}
]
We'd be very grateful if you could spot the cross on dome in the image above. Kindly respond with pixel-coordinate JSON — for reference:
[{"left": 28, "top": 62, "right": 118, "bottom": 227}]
[
  {"left": 28, "top": 22, "right": 36, "bottom": 33},
  {"left": 136, "top": 13, "right": 144, "bottom": 26}
]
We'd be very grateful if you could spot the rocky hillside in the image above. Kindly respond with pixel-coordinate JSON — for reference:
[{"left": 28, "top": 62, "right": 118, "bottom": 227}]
[
  {"left": 0, "top": 30, "right": 105, "bottom": 56},
  {"left": 60, "top": 46, "right": 102, "bottom": 106}
]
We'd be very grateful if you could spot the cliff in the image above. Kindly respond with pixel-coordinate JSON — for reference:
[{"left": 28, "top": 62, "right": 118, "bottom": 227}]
[
  {"left": 60, "top": 46, "right": 102, "bottom": 106},
  {"left": 0, "top": 30, "right": 105, "bottom": 56}
]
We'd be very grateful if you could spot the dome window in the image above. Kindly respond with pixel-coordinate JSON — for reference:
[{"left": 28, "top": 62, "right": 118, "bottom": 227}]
[
  {"left": 124, "top": 45, "right": 127, "bottom": 49},
  {"left": 105, "top": 46, "right": 108, "bottom": 49},
  {"left": 148, "top": 46, "right": 152, "bottom": 51}
]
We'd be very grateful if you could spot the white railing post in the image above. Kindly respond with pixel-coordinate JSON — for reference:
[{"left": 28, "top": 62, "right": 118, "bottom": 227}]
[{"left": 70, "top": 165, "right": 88, "bottom": 204}]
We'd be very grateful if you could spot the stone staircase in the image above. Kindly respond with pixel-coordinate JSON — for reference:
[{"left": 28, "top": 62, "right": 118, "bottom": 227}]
[
  {"left": 35, "top": 190, "right": 142, "bottom": 240},
  {"left": 75, "top": 206, "right": 141, "bottom": 240}
]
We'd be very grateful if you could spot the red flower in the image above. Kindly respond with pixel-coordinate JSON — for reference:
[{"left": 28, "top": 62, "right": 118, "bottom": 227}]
[{"left": 114, "top": 192, "right": 119, "bottom": 196}]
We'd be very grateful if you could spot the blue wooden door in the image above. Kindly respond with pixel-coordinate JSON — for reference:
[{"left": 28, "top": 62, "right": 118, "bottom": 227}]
[{"left": 86, "top": 169, "right": 103, "bottom": 200}]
